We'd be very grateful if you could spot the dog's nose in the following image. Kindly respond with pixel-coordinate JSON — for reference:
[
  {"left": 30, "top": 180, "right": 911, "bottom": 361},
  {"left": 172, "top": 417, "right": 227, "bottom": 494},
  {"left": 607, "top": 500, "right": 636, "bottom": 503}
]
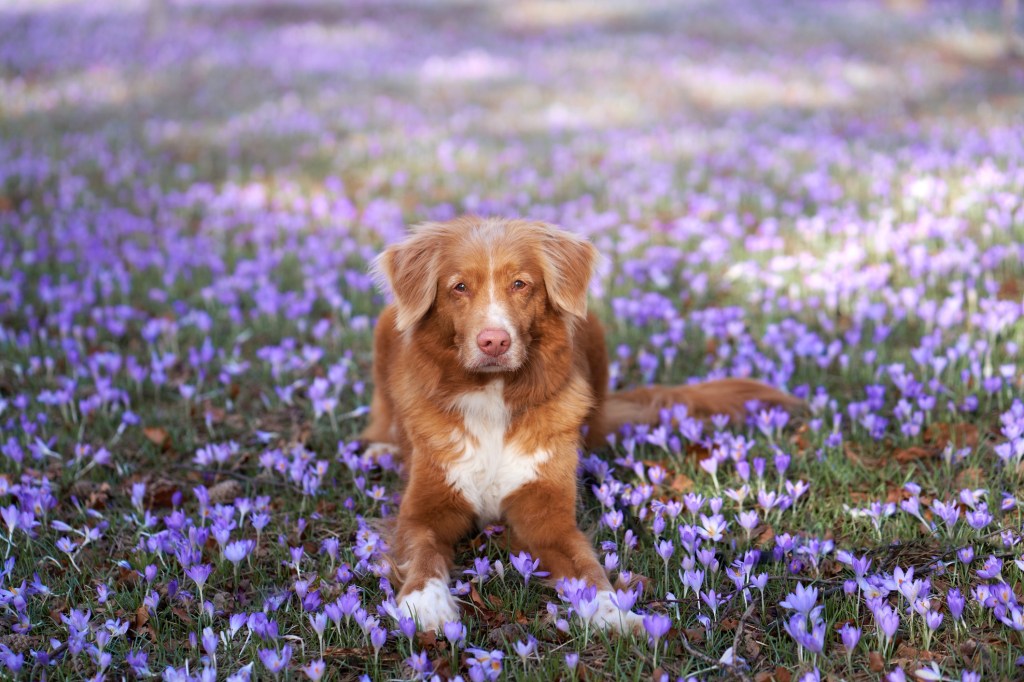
[{"left": 476, "top": 329, "right": 511, "bottom": 357}]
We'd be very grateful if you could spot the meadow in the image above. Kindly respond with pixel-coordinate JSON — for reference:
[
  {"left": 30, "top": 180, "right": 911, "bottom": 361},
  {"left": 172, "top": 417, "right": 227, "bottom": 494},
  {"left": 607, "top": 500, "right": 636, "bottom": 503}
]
[{"left": 1, "top": 0, "right": 1024, "bottom": 679}]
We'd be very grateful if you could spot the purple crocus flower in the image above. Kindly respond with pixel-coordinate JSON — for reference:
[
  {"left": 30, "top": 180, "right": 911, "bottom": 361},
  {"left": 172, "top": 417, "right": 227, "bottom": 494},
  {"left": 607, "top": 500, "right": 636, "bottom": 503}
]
[{"left": 258, "top": 644, "right": 291, "bottom": 676}]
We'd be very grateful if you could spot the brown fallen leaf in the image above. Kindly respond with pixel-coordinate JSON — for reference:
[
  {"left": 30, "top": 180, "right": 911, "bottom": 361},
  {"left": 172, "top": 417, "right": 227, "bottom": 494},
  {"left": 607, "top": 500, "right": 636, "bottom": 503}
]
[
  {"left": 683, "top": 627, "right": 705, "bottom": 644},
  {"left": 415, "top": 631, "right": 438, "bottom": 650},
  {"left": 316, "top": 499, "right": 339, "bottom": 515},
  {"left": 894, "top": 446, "right": 936, "bottom": 464},
  {"left": 670, "top": 473, "right": 694, "bottom": 493},
  {"left": 741, "top": 630, "right": 762, "bottom": 660},
  {"left": 755, "top": 524, "right": 776, "bottom": 548},
  {"left": 844, "top": 443, "right": 871, "bottom": 467},
  {"left": 88, "top": 484, "right": 111, "bottom": 509},
  {"left": 207, "top": 479, "right": 243, "bottom": 505},
  {"left": 868, "top": 651, "right": 885, "bottom": 672},
  {"left": 772, "top": 666, "right": 792, "bottom": 682},
  {"left": 894, "top": 643, "right": 942, "bottom": 664},
  {"left": 955, "top": 467, "right": 985, "bottom": 488},
  {"left": 469, "top": 583, "right": 487, "bottom": 610},
  {"left": 925, "top": 422, "right": 979, "bottom": 449},
  {"left": 323, "top": 645, "right": 399, "bottom": 663},
  {"left": 171, "top": 606, "right": 193, "bottom": 625},
  {"left": 116, "top": 565, "right": 139, "bottom": 588},
  {"left": 430, "top": 655, "right": 452, "bottom": 679},
  {"left": 998, "top": 277, "right": 1021, "bottom": 300},
  {"left": 70, "top": 480, "right": 111, "bottom": 509},
  {"left": 143, "top": 426, "right": 169, "bottom": 447},
  {"left": 468, "top": 583, "right": 505, "bottom": 626},
  {"left": 147, "top": 479, "right": 181, "bottom": 508}
]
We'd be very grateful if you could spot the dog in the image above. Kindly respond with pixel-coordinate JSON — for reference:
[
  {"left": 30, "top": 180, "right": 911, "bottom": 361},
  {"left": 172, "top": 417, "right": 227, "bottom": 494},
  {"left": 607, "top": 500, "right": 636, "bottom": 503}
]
[{"left": 362, "top": 216, "right": 801, "bottom": 632}]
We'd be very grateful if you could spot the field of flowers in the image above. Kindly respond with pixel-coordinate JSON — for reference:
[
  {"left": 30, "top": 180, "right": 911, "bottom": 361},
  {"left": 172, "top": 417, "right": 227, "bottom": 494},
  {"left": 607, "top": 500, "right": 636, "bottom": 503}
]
[{"left": 2, "top": 0, "right": 1024, "bottom": 680}]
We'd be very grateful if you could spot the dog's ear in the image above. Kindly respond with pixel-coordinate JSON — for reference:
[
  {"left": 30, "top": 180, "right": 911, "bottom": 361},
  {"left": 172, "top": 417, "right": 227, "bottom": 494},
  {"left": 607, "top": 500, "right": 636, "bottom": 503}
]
[
  {"left": 537, "top": 223, "right": 598, "bottom": 320},
  {"left": 370, "top": 229, "right": 440, "bottom": 332}
]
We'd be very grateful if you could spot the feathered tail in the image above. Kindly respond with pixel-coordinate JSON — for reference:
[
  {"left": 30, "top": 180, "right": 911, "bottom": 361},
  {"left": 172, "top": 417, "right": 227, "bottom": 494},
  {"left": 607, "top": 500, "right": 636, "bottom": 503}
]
[{"left": 602, "top": 378, "right": 804, "bottom": 434}]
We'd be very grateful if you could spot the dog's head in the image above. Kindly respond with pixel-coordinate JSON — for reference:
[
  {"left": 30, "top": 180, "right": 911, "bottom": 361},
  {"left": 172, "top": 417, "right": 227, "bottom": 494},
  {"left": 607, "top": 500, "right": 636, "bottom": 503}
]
[{"left": 371, "top": 216, "right": 597, "bottom": 373}]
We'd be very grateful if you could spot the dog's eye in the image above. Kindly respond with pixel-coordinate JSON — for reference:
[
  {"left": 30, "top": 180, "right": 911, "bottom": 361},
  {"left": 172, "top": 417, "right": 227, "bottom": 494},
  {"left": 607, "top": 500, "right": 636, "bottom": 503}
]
[
  {"left": 512, "top": 280, "right": 527, "bottom": 291},
  {"left": 454, "top": 283, "right": 468, "bottom": 293}
]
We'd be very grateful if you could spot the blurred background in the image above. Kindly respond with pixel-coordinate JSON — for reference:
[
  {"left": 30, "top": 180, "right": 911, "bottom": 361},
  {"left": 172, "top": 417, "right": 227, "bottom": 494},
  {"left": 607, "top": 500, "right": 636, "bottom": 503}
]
[{"left": 2, "top": 0, "right": 1022, "bottom": 233}]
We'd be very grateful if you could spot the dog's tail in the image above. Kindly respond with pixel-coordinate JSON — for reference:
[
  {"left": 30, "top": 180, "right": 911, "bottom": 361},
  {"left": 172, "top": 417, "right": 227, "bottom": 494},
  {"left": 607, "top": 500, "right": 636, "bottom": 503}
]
[{"left": 601, "top": 378, "right": 804, "bottom": 434}]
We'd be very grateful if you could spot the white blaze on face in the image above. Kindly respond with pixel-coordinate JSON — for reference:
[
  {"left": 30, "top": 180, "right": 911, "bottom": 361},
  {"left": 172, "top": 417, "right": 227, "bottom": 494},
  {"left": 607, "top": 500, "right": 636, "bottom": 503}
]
[{"left": 483, "top": 270, "right": 515, "bottom": 342}]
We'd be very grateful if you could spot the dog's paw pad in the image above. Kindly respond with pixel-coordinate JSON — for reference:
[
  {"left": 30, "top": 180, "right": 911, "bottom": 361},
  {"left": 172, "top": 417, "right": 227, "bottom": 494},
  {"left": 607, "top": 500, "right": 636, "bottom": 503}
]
[{"left": 398, "top": 579, "right": 459, "bottom": 631}]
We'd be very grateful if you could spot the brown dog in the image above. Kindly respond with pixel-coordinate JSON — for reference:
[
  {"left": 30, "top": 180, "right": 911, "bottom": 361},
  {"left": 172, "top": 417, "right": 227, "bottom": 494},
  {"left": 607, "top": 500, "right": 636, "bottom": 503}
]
[{"left": 363, "top": 216, "right": 801, "bottom": 631}]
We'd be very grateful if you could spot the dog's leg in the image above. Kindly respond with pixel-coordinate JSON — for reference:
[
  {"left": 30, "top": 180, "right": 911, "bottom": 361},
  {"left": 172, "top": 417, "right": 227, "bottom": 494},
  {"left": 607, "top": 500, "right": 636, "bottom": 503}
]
[
  {"left": 392, "top": 468, "right": 474, "bottom": 631},
  {"left": 503, "top": 481, "right": 644, "bottom": 634}
]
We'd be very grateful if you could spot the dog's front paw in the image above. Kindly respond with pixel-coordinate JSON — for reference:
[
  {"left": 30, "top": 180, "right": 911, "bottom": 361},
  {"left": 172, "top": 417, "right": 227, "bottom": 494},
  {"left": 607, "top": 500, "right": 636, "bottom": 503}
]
[
  {"left": 398, "top": 578, "right": 460, "bottom": 631},
  {"left": 586, "top": 590, "right": 645, "bottom": 635},
  {"left": 363, "top": 441, "right": 399, "bottom": 460}
]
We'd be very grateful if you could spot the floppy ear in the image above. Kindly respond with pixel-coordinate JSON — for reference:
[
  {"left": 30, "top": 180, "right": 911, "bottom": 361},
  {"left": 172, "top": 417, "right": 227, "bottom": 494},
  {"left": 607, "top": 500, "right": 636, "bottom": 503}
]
[
  {"left": 370, "top": 231, "right": 440, "bottom": 333},
  {"left": 537, "top": 224, "right": 598, "bottom": 319}
]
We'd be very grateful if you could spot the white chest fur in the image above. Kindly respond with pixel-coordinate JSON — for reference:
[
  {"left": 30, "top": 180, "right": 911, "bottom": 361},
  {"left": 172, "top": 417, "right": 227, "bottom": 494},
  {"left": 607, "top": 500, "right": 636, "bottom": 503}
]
[{"left": 447, "top": 381, "right": 548, "bottom": 522}]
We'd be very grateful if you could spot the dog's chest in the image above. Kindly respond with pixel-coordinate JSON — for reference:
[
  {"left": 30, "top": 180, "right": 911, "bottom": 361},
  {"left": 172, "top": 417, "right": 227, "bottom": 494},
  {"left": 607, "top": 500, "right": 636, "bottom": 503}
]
[{"left": 447, "top": 381, "right": 547, "bottom": 522}]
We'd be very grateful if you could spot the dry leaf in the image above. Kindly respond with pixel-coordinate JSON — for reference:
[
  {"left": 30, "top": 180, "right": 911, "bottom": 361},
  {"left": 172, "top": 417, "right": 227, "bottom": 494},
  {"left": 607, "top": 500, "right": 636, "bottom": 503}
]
[
  {"left": 430, "top": 655, "right": 452, "bottom": 679},
  {"left": 147, "top": 479, "right": 180, "bottom": 508},
  {"left": 116, "top": 565, "right": 139, "bottom": 588},
  {"left": 415, "top": 631, "right": 438, "bottom": 650},
  {"left": 469, "top": 583, "right": 486, "bottom": 610},
  {"left": 207, "top": 479, "right": 243, "bottom": 505},
  {"left": 143, "top": 427, "right": 169, "bottom": 448},
  {"left": 683, "top": 627, "right": 705, "bottom": 644},
  {"left": 868, "top": 651, "right": 885, "bottom": 672},
  {"left": 171, "top": 606, "right": 193, "bottom": 625},
  {"left": 88, "top": 484, "right": 111, "bottom": 509},
  {"left": 895, "top": 643, "right": 942, "bottom": 663},
  {"left": 670, "top": 473, "right": 694, "bottom": 493},
  {"left": 955, "top": 467, "right": 985, "bottom": 488},
  {"left": 894, "top": 446, "right": 935, "bottom": 464},
  {"left": 772, "top": 666, "right": 792, "bottom": 682},
  {"left": 925, "top": 422, "right": 978, "bottom": 448},
  {"left": 70, "top": 480, "right": 111, "bottom": 509},
  {"left": 741, "top": 630, "right": 762, "bottom": 659},
  {"left": 755, "top": 524, "right": 776, "bottom": 548},
  {"left": 998, "top": 277, "right": 1021, "bottom": 300},
  {"left": 316, "top": 499, "right": 338, "bottom": 515},
  {"left": 844, "top": 443, "right": 870, "bottom": 467}
]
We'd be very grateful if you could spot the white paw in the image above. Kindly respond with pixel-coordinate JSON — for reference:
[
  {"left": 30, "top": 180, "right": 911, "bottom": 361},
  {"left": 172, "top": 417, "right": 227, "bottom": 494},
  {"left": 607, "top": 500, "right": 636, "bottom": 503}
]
[
  {"left": 398, "top": 578, "right": 459, "bottom": 631},
  {"left": 364, "top": 442, "right": 399, "bottom": 460},
  {"left": 586, "top": 590, "right": 645, "bottom": 634}
]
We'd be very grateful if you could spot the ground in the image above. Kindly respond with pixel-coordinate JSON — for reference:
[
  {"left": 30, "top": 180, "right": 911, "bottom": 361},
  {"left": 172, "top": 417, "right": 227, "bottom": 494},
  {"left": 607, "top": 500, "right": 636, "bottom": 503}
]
[{"left": 1, "top": 0, "right": 1023, "bottom": 680}]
